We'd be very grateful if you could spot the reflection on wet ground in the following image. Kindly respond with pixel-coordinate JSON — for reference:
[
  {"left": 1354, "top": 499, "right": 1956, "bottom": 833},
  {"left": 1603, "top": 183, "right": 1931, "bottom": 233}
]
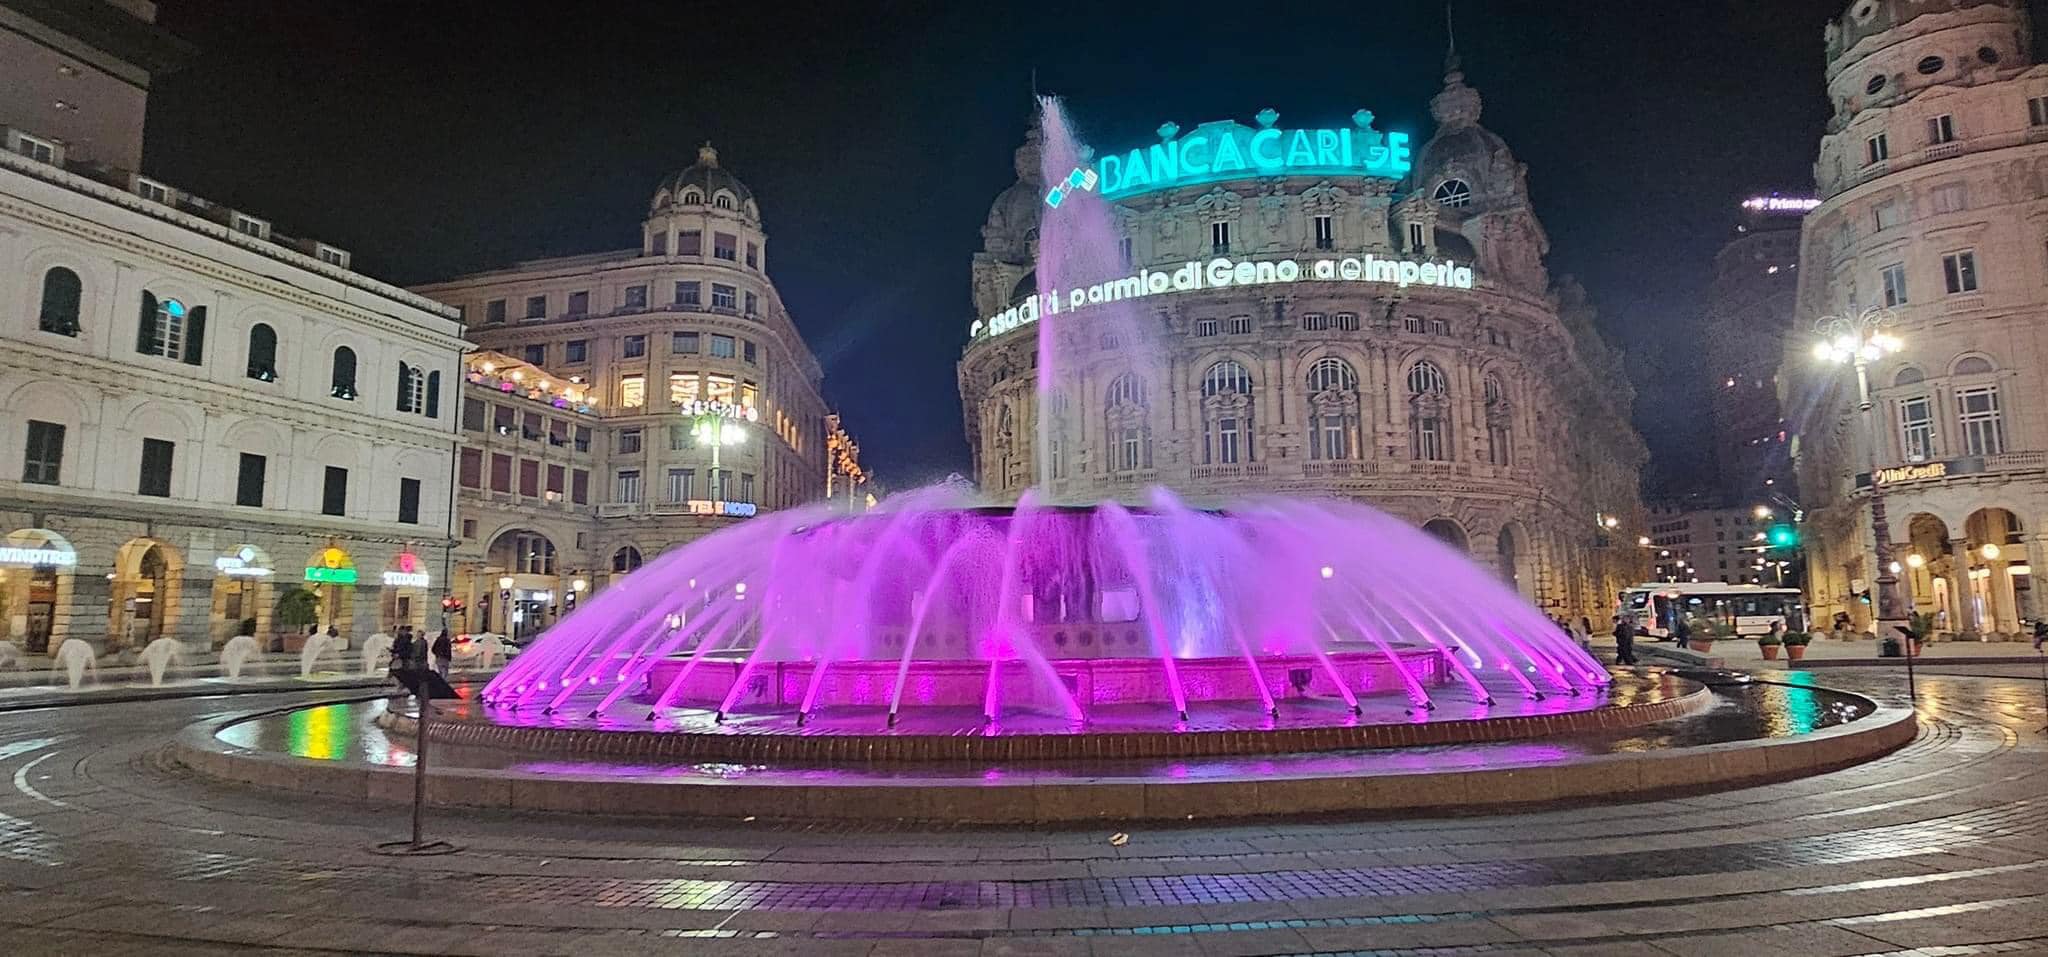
[{"left": 214, "top": 673, "right": 1876, "bottom": 784}]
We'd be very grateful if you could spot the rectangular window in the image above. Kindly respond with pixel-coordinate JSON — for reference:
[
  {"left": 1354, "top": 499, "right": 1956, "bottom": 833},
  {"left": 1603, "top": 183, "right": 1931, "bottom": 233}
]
[
  {"left": 711, "top": 284, "right": 737, "bottom": 310},
  {"left": 518, "top": 459, "right": 539, "bottom": 497},
  {"left": 565, "top": 339, "right": 588, "bottom": 363},
  {"left": 739, "top": 472, "right": 755, "bottom": 504},
  {"left": 1213, "top": 417, "right": 1241, "bottom": 464},
  {"left": 1404, "top": 316, "right": 1425, "bottom": 334},
  {"left": 745, "top": 242, "right": 759, "bottom": 268},
  {"left": 1943, "top": 250, "right": 1979, "bottom": 293},
  {"left": 462, "top": 397, "right": 486, "bottom": 432},
  {"left": 742, "top": 340, "right": 757, "bottom": 365},
  {"left": 714, "top": 232, "right": 738, "bottom": 261},
  {"left": 1408, "top": 222, "right": 1426, "bottom": 249},
  {"left": 675, "top": 281, "right": 701, "bottom": 306},
  {"left": 1319, "top": 415, "right": 1348, "bottom": 461},
  {"left": 710, "top": 334, "right": 737, "bottom": 358},
  {"left": 1118, "top": 236, "right": 1134, "bottom": 266},
  {"left": 523, "top": 295, "right": 546, "bottom": 319},
  {"left": 617, "top": 428, "right": 642, "bottom": 454},
  {"left": 650, "top": 231, "right": 668, "bottom": 255},
  {"left": 622, "top": 334, "right": 647, "bottom": 358},
  {"left": 321, "top": 466, "right": 347, "bottom": 516},
  {"left": 138, "top": 438, "right": 174, "bottom": 497},
  {"left": 232, "top": 214, "right": 269, "bottom": 238},
  {"left": 2032, "top": 96, "right": 2048, "bottom": 127},
  {"left": 398, "top": 477, "right": 421, "bottom": 524},
  {"left": 1957, "top": 387, "right": 2005, "bottom": 455},
  {"left": 1881, "top": 262, "right": 1908, "bottom": 306},
  {"left": 565, "top": 290, "right": 589, "bottom": 316},
  {"left": 1210, "top": 221, "right": 1230, "bottom": 253},
  {"left": 485, "top": 299, "right": 506, "bottom": 324},
  {"left": 1118, "top": 428, "right": 1142, "bottom": 472},
  {"left": 1899, "top": 395, "right": 1934, "bottom": 461},
  {"left": 615, "top": 469, "right": 643, "bottom": 504},
  {"left": 572, "top": 468, "right": 589, "bottom": 504},
  {"left": 744, "top": 291, "right": 758, "bottom": 316},
  {"left": 315, "top": 245, "right": 348, "bottom": 267},
  {"left": 669, "top": 422, "right": 694, "bottom": 450},
  {"left": 22, "top": 420, "right": 63, "bottom": 485},
  {"left": 522, "top": 344, "right": 546, "bottom": 365},
  {"left": 1431, "top": 318, "right": 1450, "bottom": 336},
  {"left": 1927, "top": 114, "right": 1956, "bottom": 144},
  {"left": 1301, "top": 313, "right": 1329, "bottom": 331},
  {"left": 1334, "top": 312, "right": 1360, "bottom": 332},
  {"left": 1314, "top": 215, "right": 1335, "bottom": 250},
  {"left": 548, "top": 417, "right": 567, "bottom": 447},
  {"left": 1227, "top": 315, "right": 1252, "bottom": 335},
  {"left": 673, "top": 331, "right": 700, "bottom": 354},
  {"left": 623, "top": 285, "right": 648, "bottom": 311},
  {"left": 678, "top": 230, "right": 702, "bottom": 255},
  {"left": 574, "top": 425, "right": 591, "bottom": 452},
  {"left": 235, "top": 453, "right": 265, "bottom": 506},
  {"left": 521, "top": 411, "right": 542, "bottom": 440},
  {"left": 490, "top": 453, "right": 512, "bottom": 492},
  {"left": 666, "top": 467, "right": 695, "bottom": 503},
  {"left": 1866, "top": 133, "right": 1889, "bottom": 165},
  {"left": 1873, "top": 200, "right": 1901, "bottom": 230},
  {"left": 459, "top": 447, "right": 482, "bottom": 488},
  {"left": 619, "top": 374, "right": 645, "bottom": 408},
  {"left": 135, "top": 177, "right": 170, "bottom": 203},
  {"left": 546, "top": 464, "right": 564, "bottom": 497},
  {"left": 1932, "top": 183, "right": 1967, "bottom": 213},
  {"left": 1194, "top": 318, "right": 1219, "bottom": 337}
]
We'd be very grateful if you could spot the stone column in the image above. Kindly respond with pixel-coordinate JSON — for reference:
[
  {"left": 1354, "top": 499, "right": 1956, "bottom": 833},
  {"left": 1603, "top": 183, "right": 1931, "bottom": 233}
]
[
  {"left": 167, "top": 574, "right": 215, "bottom": 654},
  {"left": 2028, "top": 532, "right": 2048, "bottom": 628},
  {"left": 52, "top": 565, "right": 113, "bottom": 657},
  {"left": 1951, "top": 539, "right": 1977, "bottom": 634}
]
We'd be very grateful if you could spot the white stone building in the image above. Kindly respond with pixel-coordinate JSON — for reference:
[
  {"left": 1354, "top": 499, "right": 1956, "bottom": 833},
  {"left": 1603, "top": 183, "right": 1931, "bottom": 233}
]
[
  {"left": 412, "top": 146, "right": 837, "bottom": 640},
  {"left": 1786, "top": 0, "right": 2048, "bottom": 635},
  {"left": 958, "top": 60, "right": 1650, "bottom": 621}
]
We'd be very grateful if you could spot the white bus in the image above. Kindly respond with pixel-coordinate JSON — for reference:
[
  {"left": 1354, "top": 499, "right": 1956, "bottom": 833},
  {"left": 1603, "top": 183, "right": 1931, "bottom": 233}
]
[{"left": 1618, "top": 583, "right": 1806, "bottom": 640}]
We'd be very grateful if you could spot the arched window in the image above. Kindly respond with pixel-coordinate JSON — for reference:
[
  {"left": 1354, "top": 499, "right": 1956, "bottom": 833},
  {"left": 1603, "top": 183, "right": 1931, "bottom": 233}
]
[
  {"left": 1893, "top": 367, "right": 1925, "bottom": 387},
  {"left": 1306, "top": 357, "right": 1359, "bottom": 461},
  {"left": 714, "top": 193, "right": 735, "bottom": 210},
  {"left": 679, "top": 189, "right": 702, "bottom": 205},
  {"left": 394, "top": 364, "right": 440, "bottom": 416},
  {"left": 513, "top": 533, "right": 556, "bottom": 574},
  {"left": 1434, "top": 179, "right": 1473, "bottom": 208},
  {"left": 331, "top": 346, "right": 358, "bottom": 400},
  {"left": 1408, "top": 360, "right": 1451, "bottom": 461},
  {"left": 1483, "top": 373, "right": 1512, "bottom": 467},
  {"left": 245, "top": 323, "right": 277, "bottom": 381},
  {"left": 136, "top": 292, "right": 204, "bottom": 364},
  {"left": 611, "top": 546, "right": 643, "bottom": 573},
  {"left": 1106, "top": 373, "right": 1144, "bottom": 407},
  {"left": 38, "top": 267, "right": 81, "bottom": 336},
  {"left": 1199, "top": 360, "right": 1255, "bottom": 465},
  {"left": 1953, "top": 355, "right": 1995, "bottom": 376}
]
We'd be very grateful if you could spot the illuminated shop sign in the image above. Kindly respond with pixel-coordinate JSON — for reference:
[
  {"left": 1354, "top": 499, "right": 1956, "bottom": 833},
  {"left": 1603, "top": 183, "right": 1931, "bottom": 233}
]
[
  {"left": 678, "top": 399, "right": 760, "bottom": 422},
  {"left": 382, "top": 552, "right": 430, "bottom": 589},
  {"left": 1742, "top": 196, "right": 1819, "bottom": 213},
  {"left": 305, "top": 546, "right": 357, "bottom": 585},
  {"left": 685, "top": 499, "right": 758, "bottom": 518},
  {"left": 974, "top": 255, "right": 1476, "bottom": 339},
  {"left": 213, "top": 546, "right": 273, "bottom": 578},
  {"left": 1055, "top": 110, "right": 1412, "bottom": 206},
  {"left": 1862, "top": 457, "right": 1989, "bottom": 488},
  {"left": 0, "top": 545, "right": 75, "bottom": 567}
]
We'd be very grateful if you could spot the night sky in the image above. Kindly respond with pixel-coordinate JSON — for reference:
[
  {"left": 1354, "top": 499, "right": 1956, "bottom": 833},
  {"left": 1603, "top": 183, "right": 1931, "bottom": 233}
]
[{"left": 142, "top": 0, "right": 1857, "bottom": 494}]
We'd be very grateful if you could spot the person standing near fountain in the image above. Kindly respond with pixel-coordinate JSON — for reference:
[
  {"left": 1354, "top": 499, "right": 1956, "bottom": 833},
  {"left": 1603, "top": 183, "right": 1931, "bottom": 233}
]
[
  {"left": 1613, "top": 615, "right": 1639, "bottom": 666},
  {"left": 390, "top": 626, "right": 416, "bottom": 680},
  {"left": 431, "top": 630, "right": 452, "bottom": 677}
]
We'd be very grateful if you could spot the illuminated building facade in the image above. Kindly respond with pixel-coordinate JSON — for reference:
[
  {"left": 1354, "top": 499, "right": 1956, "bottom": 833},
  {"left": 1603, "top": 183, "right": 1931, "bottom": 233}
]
[
  {"left": 959, "top": 60, "right": 1651, "bottom": 620},
  {"left": 1703, "top": 197, "right": 1809, "bottom": 504},
  {"left": 1787, "top": 0, "right": 2048, "bottom": 635},
  {"left": 0, "top": 3, "right": 465, "bottom": 655},
  {"left": 413, "top": 146, "right": 836, "bottom": 639}
]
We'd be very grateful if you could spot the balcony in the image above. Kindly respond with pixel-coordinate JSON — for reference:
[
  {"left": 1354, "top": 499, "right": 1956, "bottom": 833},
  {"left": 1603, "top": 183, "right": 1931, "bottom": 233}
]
[
  {"left": 1942, "top": 295, "right": 1986, "bottom": 314},
  {"left": 1190, "top": 463, "right": 1271, "bottom": 482},
  {"left": 597, "top": 502, "right": 641, "bottom": 518},
  {"left": 1923, "top": 142, "right": 1962, "bottom": 162},
  {"left": 1302, "top": 460, "right": 1376, "bottom": 479}
]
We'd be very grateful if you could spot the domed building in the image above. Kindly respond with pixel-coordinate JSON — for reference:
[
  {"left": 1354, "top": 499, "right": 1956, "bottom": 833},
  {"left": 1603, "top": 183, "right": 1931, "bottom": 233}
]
[
  {"left": 958, "top": 59, "right": 1651, "bottom": 619},
  {"left": 414, "top": 145, "right": 852, "bottom": 639},
  {"left": 1785, "top": 0, "right": 2048, "bottom": 636}
]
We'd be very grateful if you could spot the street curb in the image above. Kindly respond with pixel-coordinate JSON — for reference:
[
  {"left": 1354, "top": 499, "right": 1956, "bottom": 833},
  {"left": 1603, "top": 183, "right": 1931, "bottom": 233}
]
[
  {"left": 1791, "top": 654, "right": 2046, "bottom": 669},
  {"left": 0, "top": 676, "right": 392, "bottom": 713}
]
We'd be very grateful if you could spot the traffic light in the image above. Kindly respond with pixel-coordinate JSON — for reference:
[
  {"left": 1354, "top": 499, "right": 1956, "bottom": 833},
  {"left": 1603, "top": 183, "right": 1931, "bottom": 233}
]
[{"left": 1766, "top": 523, "right": 1799, "bottom": 549}]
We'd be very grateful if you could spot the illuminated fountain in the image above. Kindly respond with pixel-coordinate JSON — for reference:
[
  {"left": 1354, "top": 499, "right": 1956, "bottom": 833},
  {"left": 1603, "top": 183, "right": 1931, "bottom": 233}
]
[{"left": 479, "top": 96, "right": 1609, "bottom": 746}]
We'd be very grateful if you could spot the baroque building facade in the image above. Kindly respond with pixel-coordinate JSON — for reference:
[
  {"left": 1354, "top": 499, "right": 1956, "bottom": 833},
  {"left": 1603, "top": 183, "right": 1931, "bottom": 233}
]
[
  {"left": 958, "top": 63, "right": 1650, "bottom": 621},
  {"left": 1787, "top": 0, "right": 2048, "bottom": 635},
  {"left": 413, "top": 146, "right": 847, "bottom": 641},
  {"left": 0, "top": 2, "right": 465, "bottom": 656}
]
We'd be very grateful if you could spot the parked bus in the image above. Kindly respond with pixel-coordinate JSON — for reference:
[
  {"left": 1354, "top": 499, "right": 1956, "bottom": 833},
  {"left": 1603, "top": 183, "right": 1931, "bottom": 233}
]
[{"left": 1618, "top": 583, "right": 1806, "bottom": 640}]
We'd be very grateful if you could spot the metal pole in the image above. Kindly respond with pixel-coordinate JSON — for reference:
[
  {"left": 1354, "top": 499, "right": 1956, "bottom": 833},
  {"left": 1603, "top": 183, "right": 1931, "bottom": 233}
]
[
  {"left": 1855, "top": 353, "right": 1913, "bottom": 706},
  {"left": 411, "top": 683, "right": 428, "bottom": 846}
]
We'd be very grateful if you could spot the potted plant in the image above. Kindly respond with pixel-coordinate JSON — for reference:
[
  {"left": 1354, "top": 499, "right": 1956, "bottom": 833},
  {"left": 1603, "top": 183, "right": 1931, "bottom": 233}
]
[
  {"left": 1690, "top": 616, "right": 1726, "bottom": 654},
  {"left": 1901, "top": 611, "right": 1935, "bottom": 657},
  {"left": 1756, "top": 629, "right": 1782, "bottom": 661},
  {"left": 1782, "top": 630, "right": 1812, "bottom": 661},
  {"left": 273, "top": 587, "right": 319, "bottom": 653}
]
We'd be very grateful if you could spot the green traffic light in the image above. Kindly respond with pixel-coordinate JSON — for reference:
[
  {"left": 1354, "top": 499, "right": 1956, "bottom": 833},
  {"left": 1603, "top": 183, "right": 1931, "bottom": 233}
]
[{"left": 1766, "top": 524, "right": 1799, "bottom": 548}]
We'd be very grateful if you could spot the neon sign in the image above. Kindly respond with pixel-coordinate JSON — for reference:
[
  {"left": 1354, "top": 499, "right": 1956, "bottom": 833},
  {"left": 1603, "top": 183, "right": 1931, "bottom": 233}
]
[
  {"left": 677, "top": 399, "right": 760, "bottom": 422},
  {"left": 1742, "top": 196, "right": 1819, "bottom": 213},
  {"left": 382, "top": 552, "right": 430, "bottom": 588},
  {"left": 305, "top": 546, "right": 356, "bottom": 585},
  {"left": 0, "top": 545, "right": 74, "bottom": 567},
  {"left": 974, "top": 255, "right": 1475, "bottom": 339},
  {"left": 685, "top": 499, "right": 757, "bottom": 518},
  {"left": 214, "top": 546, "right": 273, "bottom": 578},
  {"left": 1055, "top": 110, "right": 1412, "bottom": 207}
]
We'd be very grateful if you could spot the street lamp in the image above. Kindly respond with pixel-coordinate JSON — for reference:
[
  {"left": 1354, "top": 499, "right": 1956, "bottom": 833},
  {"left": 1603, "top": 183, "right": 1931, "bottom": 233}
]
[
  {"left": 693, "top": 414, "right": 746, "bottom": 500},
  {"left": 1812, "top": 306, "right": 1912, "bottom": 696}
]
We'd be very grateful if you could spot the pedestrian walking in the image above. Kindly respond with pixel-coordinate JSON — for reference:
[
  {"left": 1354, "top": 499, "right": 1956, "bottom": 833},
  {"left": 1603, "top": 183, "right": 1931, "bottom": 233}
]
[
  {"left": 1612, "top": 615, "right": 1639, "bottom": 666},
  {"left": 1674, "top": 616, "right": 1692, "bottom": 650},
  {"left": 390, "top": 625, "right": 415, "bottom": 675},
  {"left": 431, "top": 630, "right": 452, "bottom": 677}
]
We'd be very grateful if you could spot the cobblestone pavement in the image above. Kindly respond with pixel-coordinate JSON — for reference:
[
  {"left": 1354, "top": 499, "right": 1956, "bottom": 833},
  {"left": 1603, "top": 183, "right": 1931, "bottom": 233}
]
[{"left": 4, "top": 674, "right": 2048, "bottom": 955}]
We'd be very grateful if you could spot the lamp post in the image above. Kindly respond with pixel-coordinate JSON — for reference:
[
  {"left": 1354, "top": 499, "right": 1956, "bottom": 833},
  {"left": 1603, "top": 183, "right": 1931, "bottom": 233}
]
[
  {"left": 693, "top": 414, "right": 745, "bottom": 501},
  {"left": 1812, "top": 306, "right": 1913, "bottom": 700}
]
